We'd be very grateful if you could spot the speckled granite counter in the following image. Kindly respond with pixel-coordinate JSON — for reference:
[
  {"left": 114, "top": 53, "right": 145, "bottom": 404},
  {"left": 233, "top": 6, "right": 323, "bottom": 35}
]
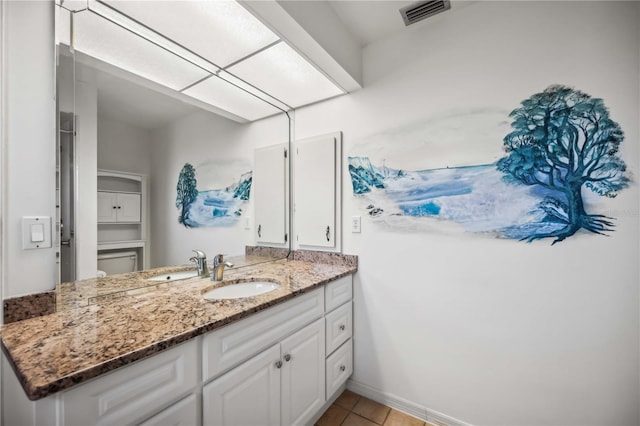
[{"left": 0, "top": 255, "right": 356, "bottom": 401}]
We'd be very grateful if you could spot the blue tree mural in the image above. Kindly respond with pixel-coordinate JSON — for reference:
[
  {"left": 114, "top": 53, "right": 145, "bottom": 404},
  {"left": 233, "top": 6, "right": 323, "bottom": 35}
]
[
  {"left": 176, "top": 163, "right": 198, "bottom": 228},
  {"left": 497, "top": 85, "right": 630, "bottom": 244}
]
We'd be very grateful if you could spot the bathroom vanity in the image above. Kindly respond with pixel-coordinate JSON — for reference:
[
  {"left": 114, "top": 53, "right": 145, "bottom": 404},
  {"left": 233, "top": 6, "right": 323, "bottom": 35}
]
[{"left": 1, "top": 254, "right": 356, "bottom": 425}]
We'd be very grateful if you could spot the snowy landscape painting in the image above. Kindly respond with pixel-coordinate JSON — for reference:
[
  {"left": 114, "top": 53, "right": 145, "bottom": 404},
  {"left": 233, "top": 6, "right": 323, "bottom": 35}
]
[
  {"left": 349, "top": 85, "right": 630, "bottom": 244},
  {"left": 176, "top": 161, "right": 252, "bottom": 228}
]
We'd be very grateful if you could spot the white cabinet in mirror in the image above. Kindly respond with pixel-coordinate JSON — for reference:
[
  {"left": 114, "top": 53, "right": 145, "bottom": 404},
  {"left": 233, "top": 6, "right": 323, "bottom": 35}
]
[
  {"left": 254, "top": 143, "right": 290, "bottom": 247},
  {"left": 97, "top": 170, "right": 147, "bottom": 271}
]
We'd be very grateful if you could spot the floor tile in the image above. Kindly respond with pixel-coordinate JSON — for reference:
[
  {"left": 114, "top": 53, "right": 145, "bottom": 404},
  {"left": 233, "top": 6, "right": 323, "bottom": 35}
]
[
  {"left": 352, "top": 397, "right": 391, "bottom": 424},
  {"left": 383, "top": 409, "right": 425, "bottom": 426},
  {"left": 342, "top": 413, "right": 380, "bottom": 426},
  {"left": 315, "top": 404, "right": 350, "bottom": 426},
  {"left": 335, "top": 390, "right": 361, "bottom": 410}
]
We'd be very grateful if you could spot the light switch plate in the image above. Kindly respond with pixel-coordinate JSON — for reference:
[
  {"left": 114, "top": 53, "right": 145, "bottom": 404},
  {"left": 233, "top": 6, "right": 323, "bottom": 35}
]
[
  {"left": 22, "top": 216, "right": 52, "bottom": 249},
  {"left": 351, "top": 215, "right": 361, "bottom": 233}
]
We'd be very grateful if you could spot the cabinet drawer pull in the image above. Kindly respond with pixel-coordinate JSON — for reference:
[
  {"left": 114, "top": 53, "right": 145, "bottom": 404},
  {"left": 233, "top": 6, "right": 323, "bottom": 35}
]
[
  {"left": 340, "top": 365, "right": 346, "bottom": 372},
  {"left": 284, "top": 354, "right": 292, "bottom": 362},
  {"left": 339, "top": 324, "right": 346, "bottom": 331},
  {"left": 326, "top": 226, "right": 330, "bottom": 241},
  {"left": 274, "top": 360, "right": 283, "bottom": 369},
  {"left": 258, "top": 224, "right": 262, "bottom": 238}
]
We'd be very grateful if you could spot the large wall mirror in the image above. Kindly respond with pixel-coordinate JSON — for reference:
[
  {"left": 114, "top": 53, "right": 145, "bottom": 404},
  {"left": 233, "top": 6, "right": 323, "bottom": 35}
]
[{"left": 54, "top": 0, "right": 292, "bottom": 301}]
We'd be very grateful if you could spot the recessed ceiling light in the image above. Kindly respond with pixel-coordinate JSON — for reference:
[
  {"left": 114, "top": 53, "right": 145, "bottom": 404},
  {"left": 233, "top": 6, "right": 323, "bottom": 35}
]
[
  {"left": 228, "top": 42, "right": 345, "bottom": 109},
  {"left": 183, "top": 74, "right": 283, "bottom": 121},
  {"left": 100, "top": 0, "right": 280, "bottom": 68}
]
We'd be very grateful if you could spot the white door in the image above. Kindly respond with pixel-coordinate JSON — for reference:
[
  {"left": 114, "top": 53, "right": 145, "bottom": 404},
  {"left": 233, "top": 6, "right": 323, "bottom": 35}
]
[
  {"left": 97, "top": 191, "right": 118, "bottom": 223},
  {"left": 203, "top": 345, "right": 281, "bottom": 426},
  {"left": 295, "top": 134, "right": 336, "bottom": 248},
  {"left": 59, "top": 112, "right": 76, "bottom": 282},
  {"left": 117, "top": 193, "right": 141, "bottom": 222},
  {"left": 254, "top": 144, "right": 287, "bottom": 245},
  {"left": 280, "top": 319, "right": 326, "bottom": 425}
]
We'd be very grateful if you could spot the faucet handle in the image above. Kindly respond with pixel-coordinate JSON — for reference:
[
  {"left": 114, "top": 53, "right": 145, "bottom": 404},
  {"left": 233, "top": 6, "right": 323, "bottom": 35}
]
[{"left": 192, "top": 249, "right": 206, "bottom": 259}]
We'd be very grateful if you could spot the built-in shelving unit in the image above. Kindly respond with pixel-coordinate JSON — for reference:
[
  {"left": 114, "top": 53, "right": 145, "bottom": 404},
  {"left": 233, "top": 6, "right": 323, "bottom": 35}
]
[{"left": 97, "top": 169, "right": 147, "bottom": 270}]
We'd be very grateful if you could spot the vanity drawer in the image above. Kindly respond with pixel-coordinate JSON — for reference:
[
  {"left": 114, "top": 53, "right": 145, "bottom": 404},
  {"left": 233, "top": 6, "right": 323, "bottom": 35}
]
[
  {"left": 202, "top": 288, "right": 324, "bottom": 382},
  {"left": 325, "top": 275, "right": 352, "bottom": 313},
  {"left": 62, "top": 339, "right": 198, "bottom": 426},
  {"left": 139, "top": 393, "right": 199, "bottom": 426},
  {"left": 326, "top": 339, "right": 353, "bottom": 399},
  {"left": 325, "top": 301, "right": 352, "bottom": 355}
]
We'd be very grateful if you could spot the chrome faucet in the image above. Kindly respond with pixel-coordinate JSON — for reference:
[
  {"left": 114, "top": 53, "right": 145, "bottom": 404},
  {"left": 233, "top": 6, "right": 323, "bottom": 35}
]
[
  {"left": 212, "top": 254, "right": 234, "bottom": 281},
  {"left": 189, "top": 250, "right": 210, "bottom": 278}
]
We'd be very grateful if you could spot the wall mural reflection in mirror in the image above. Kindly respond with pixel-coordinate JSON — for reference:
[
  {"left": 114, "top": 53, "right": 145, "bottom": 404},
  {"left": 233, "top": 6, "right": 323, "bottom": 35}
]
[{"left": 176, "top": 161, "right": 253, "bottom": 228}]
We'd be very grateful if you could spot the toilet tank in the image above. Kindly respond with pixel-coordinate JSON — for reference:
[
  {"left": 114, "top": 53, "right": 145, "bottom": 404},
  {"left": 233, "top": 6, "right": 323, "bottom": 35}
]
[{"left": 97, "top": 251, "right": 138, "bottom": 275}]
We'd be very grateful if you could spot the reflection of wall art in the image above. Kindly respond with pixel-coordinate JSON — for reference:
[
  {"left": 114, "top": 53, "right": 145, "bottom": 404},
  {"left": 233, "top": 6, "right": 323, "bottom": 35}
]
[
  {"left": 349, "top": 85, "right": 630, "bottom": 244},
  {"left": 176, "top": 161, "right": 252, "bottom": 228}
]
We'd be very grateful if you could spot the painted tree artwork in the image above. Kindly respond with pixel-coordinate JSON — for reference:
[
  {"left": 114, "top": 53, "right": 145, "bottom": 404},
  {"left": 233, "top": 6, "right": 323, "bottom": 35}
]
[
  {"left": 176, "top": 163, "right": 198, "bottom": 227},
  {"left": 497, "top": 85, "right": 629, "bottom": 243},
  {"left": 348, "top": 85, "right": 631, "bottom": 244},
  {"left": 175, "top": 162, "right": 252, "bottom": 228}
]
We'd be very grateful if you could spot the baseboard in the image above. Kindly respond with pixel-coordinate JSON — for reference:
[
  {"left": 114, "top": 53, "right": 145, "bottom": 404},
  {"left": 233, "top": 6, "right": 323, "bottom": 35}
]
[{"left": 346, "top": 379, "right": 473, "bottom": 426}]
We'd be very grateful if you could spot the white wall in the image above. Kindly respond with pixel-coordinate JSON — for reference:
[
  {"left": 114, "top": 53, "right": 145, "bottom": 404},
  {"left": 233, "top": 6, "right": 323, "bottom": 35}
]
[
  {"left": 97, "top": 116, "right": 152, "bottom": 175},
  {"left": 2, "top": 1, "right": 56, "bottom": 297},
  {"left": 149, "top": 110, "right": 289, "bottom": 267},
  {"left": 293, "top": 2, "right": 640, "bottom": 425}
]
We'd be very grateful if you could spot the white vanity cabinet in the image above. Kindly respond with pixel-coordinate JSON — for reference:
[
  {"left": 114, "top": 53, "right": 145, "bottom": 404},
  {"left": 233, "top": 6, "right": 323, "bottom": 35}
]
[
  {"left": 139, "top": 394, "right": 200, "bottom": 426},
  {"left": 323, "top": 276, "right": 353, "bottom": 400},
  {"left": 61, "top": 339, "right": 198, "bottom": 426},
  {"left": 8, "top": 275, "right": 354, "bottom": 426},
  {"left": 203, "top": 318, "right": 325, "bottom": 426}
]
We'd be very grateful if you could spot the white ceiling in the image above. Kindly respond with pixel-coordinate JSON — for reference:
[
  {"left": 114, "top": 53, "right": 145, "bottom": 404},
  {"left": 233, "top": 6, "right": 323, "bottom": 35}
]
[
  {"left": 327, "top": 0, "right": 415, "bottom": 47},
  {"left": 96, "top": 70, "right": 201, "bottom": 130}
]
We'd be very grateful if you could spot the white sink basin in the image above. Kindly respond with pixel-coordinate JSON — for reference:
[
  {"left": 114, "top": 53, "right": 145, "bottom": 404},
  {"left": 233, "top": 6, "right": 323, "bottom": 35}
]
[
  {"left": 203, "top": 281, "right": 280, "bottom": 300},
  {"left": 147, "top": 270, "right": 200, "bottom": 282}
]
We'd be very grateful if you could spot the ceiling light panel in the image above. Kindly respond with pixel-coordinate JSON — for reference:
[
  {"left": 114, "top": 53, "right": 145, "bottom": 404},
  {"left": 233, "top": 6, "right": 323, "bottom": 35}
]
[
  {"left": 69, "top": 10, "right": 210, "bottom": 91},
  {"left": 183, "top": 75, "right": 282, "bottom": 121},
  {"left": 101, "top": 0, "right": 280, "bottom": 68},
  {"left": 88, "top": 1, "right": 217, "bottom": 73},
  {"left": 218, "top": 71, "right": 290, "bottom": 112},
  {"left": 227, "top": 42, "right": 345, "bottom": 108}
]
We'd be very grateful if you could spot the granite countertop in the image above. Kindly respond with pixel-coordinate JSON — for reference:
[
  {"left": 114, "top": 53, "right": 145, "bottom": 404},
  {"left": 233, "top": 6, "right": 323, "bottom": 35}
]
[{"left": 0, "top": 255, "right": 356, "bottom": 401}]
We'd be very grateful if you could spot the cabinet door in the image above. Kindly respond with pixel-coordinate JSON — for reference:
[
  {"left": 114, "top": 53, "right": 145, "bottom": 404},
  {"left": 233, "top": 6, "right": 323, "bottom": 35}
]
[
  {"left": 254, "top": 144, "right": 287, "bottom": 245},
  {"left": 139, "top": 394, "right": 199, "bottom": 426},
  {"left": 116, "top": 193, "right": 141, "bottom": 223},
  {"left": 295, "top": 133, "right": 339, "bottom": 249},
  {"left": 280, "top": 318, "right": 325, "bottom": 426},
  {"left": 98, "top": 191, "right": 118, "bottom": 223},
  {"left": 203, "top": 345, "right": 281, "bottom": 426}
]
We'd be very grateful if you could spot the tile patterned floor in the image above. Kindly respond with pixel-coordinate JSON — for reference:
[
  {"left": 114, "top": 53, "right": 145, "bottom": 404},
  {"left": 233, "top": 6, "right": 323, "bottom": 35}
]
[{"left": 316, "top": 390, "right": 436, "bottom": 426}]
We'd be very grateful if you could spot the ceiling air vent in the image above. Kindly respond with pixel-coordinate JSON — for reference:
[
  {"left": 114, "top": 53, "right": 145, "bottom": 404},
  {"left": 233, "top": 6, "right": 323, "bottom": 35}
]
[{"left": 400, "top": 0, "right": 451, "bottom": 26}]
